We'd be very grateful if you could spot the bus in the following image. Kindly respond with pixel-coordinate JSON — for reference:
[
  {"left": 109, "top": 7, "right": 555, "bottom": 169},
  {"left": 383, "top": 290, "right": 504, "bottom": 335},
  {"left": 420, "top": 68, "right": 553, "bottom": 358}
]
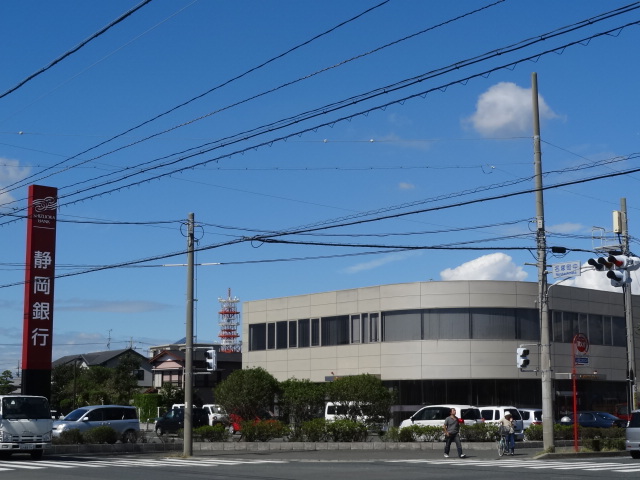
[{"left": 0, "top": 395, "right": 52, "bottom": 459}]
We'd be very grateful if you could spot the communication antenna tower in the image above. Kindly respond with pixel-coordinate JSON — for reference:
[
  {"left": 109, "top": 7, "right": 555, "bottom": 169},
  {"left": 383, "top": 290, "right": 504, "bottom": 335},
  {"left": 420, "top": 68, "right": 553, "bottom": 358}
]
[{"left": 218, "top": 288, "right": 241, "bottom": 353}]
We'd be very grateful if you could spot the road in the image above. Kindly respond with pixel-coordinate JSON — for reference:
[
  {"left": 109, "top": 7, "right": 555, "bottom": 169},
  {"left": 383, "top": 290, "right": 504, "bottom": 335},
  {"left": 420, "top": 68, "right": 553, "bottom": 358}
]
[{"left": 1, "top": 450, "right": 639, "bottom": 480}]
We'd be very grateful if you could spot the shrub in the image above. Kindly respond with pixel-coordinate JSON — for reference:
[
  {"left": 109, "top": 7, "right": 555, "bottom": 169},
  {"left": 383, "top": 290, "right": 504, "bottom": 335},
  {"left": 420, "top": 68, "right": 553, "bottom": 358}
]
[
  {"left": 83, "top": 426, "right": 118, "bottom": 444},
  {"left": 194, "top": 424, "right": 229, "bottom": 442},
  {"left": 300, "top": 418, "right": 329, "bottom": 442},
  {"left": 461, "top": 422, "right": 499, "bottom": 442},
  {"left": 524, "top": 424, "right": 543, "bottom": 441},
  {"left": 325, "top": 419, "right": 367, "bottom": 442},
  {"left": 53, "top": 429, "right": 84, "bottom": 445},
  {"left": 242, "top": 419, "right": 289, "bottom": 442}
]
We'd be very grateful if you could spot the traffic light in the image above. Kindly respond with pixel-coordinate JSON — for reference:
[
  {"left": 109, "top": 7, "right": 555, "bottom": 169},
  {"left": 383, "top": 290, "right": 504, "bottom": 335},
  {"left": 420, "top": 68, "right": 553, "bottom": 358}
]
[
  {"left": 587, "top": 257, "right": 607, "bottom": 271},
  {"left": 206, "top": 349, "right": 217, "bottom": 371},
  {"left": 607, "top": 254, "right": 640, "bottom": 271},
  {"left": 516, "top": 347, "right": 530, "bottom": 369},
  {"left": 607, "top": 268, "right": 630, "bottom": 288}
]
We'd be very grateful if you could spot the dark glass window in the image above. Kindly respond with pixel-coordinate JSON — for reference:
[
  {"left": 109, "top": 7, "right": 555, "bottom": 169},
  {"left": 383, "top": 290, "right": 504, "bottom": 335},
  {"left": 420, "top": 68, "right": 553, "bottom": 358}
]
[
  {"left": 517, "top": 308, "right": 540, "bottom": 341},
  {"left": 351, "top": 315, "right": 360, "bottom": 343},
  {"left": 321, "top": 315, "right": 349, "bottom": 346},
  {"left": 298, "top": 319, "right": 310, "bottom": 348},
  {"left": 249, "top": 324, "right": 266, "bottom": 351},
  {"left": 276, "top": 321, "right": 287, "bottom": 349},
  {"left": 588, "top": 314, "right": 603, "bottom": 345},
  {"left": 382, "top": 310, "right": 421, "bottom": 342},
  {"left": 311, "top": 318, "right": 320, "bottom": 346},
  {"left": 612, "top": 316, "right": 626, "bottom": 346},
  {"left": 267, "top": 323, "right": 275, "bottom": 350},
  {"left": 438, "top": 309, "right": 470, "bottom": 339},
  {"left": 289, "top": 321, "right": 297, "bottom": 348},
  {"left": 471, "top": 308, "right": 514, "bottom": 339}
]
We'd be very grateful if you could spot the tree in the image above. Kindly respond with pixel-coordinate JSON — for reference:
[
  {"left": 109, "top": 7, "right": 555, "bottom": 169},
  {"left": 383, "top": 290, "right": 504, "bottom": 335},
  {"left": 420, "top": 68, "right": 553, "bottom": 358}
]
[
  {"left": 0, "top": 370, "right": 17, "bottom": 394},
  {"left": 278, "top": 378, "right": 325, "bottom": 437},
  {"left": 325, "top": 374, "right": 394, "bottom": 426},
  {"left": 215, "top": 367, "right": 279, "bottom": 420},
  {"left": 109, "top": 353, "right": 142, "bottom": 405},
  {"left": 158, "top": 382, "right": 184, "bottom": 411}
]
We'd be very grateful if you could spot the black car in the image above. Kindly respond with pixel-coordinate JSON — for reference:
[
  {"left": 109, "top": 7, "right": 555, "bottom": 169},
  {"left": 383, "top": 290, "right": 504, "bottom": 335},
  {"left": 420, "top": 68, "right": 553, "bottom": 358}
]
[
  {"left": 155, "top": 408, "right": 209, "bottom": 435},
  {"left": 559, "top": 411, "right": 626, "bottom": 428}
]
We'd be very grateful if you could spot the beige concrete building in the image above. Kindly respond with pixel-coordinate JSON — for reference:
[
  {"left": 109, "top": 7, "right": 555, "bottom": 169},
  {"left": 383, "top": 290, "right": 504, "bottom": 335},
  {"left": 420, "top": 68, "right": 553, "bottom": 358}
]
[{"left": 243, "top": 280, "right": 639, "bottom": 423}]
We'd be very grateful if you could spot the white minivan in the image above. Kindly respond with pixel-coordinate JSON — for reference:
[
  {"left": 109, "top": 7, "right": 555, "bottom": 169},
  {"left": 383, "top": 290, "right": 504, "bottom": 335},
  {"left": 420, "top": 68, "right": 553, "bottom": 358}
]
[
  {"left": 479, "top": 406, "right": 524, "bottom": 440},
  {"left": 399, "top": 404, "right": 483, "bottom": 429}
]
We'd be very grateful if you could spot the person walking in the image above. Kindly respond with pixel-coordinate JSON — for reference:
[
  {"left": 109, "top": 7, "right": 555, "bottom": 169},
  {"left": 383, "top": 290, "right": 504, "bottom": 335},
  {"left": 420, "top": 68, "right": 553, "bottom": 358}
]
[
  {"left": 443, "top": 408, "right": 466, "bottom": 458},
  {"left": 499, "top": 412, "right": 516, "bottom": 455}
]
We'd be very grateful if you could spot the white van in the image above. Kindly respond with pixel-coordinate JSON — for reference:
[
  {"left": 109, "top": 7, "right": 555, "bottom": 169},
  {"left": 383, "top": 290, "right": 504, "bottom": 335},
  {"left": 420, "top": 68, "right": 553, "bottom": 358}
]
[
  {"left": 479, "top": 406, "right": 524, "bottom": 440},
  {"left": 325, "top": 402, "right": 363, "bottom": 422},
  {"left": 399, "top": 404, "right": 483, "bottom": 429}
]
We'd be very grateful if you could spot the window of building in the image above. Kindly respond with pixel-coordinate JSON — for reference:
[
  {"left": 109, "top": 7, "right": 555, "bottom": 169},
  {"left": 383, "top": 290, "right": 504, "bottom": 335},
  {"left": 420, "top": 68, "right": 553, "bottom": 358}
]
[
  {"left": 471, "top": 308, "right": 514, "bottom": 339},
  {"left": 351, "top": 314, "right": 360, "bottom": 344},
  {"left": 361, "top": 313, "right": 380, "bottom": 343},
  {"left": 438, "top": 309, "right": 470, "bottom": 339},
  {"left": 299, "top": 319, "right": 310, "bottom": 348},
  {"left": 612, "top": 316, "right": 626, "bottom": 346},
  {"left": 276, "top": 321, "right": 287, "bottom": 349},
  {"left": 248, "top": 324, "right": 266, "bottom": 351},
  {"left": 517, "top": 308, "right": 539, "bottom": 340},
  {"left": 382, "top": 310, "right": 421, "bottom": 342},
  {"left": 321, "top": 315, "right": 349, "bottom": 346},
  {"left": 311, "top": 318, "right": 320, "bottom": 346},
  {"left": 588, "top": 314, "right": 603, "bottom": 345},
  {"left": 289, "top": 321, "right": 297, "bottom": 348},
  {"left": 267, "top": 323, "right": 275, "bottom": 350}
]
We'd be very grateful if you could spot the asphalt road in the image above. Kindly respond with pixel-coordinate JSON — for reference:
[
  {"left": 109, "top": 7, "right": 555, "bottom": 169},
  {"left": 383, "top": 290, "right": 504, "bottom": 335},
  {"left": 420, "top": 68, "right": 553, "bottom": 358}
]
[{"left": 1, "top": 448, "right": 638, "bottom": 480}]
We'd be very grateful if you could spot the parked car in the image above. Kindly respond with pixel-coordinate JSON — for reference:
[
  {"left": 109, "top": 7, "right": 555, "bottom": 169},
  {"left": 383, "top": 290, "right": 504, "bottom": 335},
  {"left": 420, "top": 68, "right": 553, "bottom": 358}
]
[
  {"left": 559, "top": 411, "right": 626, "bottom": 428},
  {"left": 399, "top": 404, "right": 483, "bottom": 429},
  {"left": 626, "top": 409, "right": 640, "bottom": 459},
  {"left": 202, "top": 404, "right": 229, "bottom": 427},
  {"left": 52, "top": 405, "right": 139, "bottom": 443},
  {"left": 155, "top": 408, "right": 209, "bottom": 435},
  {"left": 518, "top": 408, "right": 543, "bottom": 430},
  {"left": 479, "top": 406, "right": 524, "bottom": 441}
]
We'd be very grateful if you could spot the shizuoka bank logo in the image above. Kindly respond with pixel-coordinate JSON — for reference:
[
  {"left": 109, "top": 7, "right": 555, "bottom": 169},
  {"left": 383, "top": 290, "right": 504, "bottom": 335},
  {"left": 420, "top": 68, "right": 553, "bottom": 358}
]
[{"left": 33, "top": 196, "right": 58, "bottom": 212}]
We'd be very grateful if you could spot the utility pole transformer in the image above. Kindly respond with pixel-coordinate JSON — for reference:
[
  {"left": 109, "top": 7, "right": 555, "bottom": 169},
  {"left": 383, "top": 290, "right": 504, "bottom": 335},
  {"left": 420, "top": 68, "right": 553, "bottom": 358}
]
[{"left": 532, "top": 73, "right": 555, "bottom": 452}]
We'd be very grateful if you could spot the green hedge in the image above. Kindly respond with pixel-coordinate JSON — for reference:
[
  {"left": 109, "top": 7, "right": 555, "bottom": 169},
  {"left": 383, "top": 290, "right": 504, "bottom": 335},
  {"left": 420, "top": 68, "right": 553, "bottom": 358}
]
[{"left": 194, "top": 424, "right": 229, "bottom": 442}]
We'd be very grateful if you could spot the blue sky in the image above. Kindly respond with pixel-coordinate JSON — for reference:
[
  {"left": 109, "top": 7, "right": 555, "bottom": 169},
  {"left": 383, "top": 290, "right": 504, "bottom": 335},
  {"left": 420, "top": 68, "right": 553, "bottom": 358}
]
[{"left": 1, "top": 0, "right": 639, "bottom": 374}]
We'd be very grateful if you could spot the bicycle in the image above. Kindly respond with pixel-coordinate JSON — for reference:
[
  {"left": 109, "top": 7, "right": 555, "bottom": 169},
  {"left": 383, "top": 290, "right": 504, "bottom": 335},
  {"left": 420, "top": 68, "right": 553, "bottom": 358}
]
[{"left": 497, "top": 427, "right": 509, "bottom": 457}]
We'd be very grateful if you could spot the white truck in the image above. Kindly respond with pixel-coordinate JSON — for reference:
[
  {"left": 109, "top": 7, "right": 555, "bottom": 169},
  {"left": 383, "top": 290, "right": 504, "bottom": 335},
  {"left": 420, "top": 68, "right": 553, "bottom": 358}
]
[{"left": 0, "top": 395, "right": 52, "bottom": 459}]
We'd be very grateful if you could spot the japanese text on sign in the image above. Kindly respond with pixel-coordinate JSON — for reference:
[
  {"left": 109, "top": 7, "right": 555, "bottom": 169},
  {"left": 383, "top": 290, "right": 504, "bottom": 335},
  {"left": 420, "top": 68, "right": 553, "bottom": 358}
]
[{"left": 552, "top": 261, "right": 581, "bottom": 279}]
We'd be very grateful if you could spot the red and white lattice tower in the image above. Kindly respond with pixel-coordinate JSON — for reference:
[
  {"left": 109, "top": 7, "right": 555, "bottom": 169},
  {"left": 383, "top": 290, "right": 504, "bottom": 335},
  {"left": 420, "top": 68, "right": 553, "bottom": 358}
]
[{"left": 218, "top": 288, "right": 241, "bottom": 353}]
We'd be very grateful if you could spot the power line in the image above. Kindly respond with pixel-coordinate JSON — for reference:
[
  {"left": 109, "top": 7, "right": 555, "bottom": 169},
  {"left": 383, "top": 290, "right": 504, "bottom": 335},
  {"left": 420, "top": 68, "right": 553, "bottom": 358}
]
[
  {"left": 1, "top": 0, "right": 391, "bottom": 196},
  {"left": 0, "top": 0, "right": 154, "bottom": 100},
  {"left": 2, "top": 1, "right": 625, "bottom": 210}
]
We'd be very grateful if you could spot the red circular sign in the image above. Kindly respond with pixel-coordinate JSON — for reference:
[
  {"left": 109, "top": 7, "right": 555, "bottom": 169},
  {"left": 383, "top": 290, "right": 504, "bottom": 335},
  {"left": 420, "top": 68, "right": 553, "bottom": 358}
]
[{"left": 574, "top": 333, "right": 589, "bottom": 353}]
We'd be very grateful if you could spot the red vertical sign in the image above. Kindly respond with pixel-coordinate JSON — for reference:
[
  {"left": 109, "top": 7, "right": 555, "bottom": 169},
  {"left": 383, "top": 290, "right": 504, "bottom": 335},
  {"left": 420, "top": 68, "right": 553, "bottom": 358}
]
[{"left": 22, "top": 185, "right": 58, "bottom": 394}]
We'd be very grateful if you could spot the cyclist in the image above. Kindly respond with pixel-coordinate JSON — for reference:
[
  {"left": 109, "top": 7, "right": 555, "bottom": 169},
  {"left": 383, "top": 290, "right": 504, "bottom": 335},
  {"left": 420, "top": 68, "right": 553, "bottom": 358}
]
[{"left": 499, "top": 412, "right": 516, "bottom": 455}]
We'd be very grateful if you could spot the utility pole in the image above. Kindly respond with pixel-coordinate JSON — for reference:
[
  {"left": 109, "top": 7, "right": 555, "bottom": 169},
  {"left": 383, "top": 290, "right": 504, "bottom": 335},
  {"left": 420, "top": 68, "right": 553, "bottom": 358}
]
[
  {"left": 532, "top": 73, "right": 554, "bottom": 452},
  {"left": 621, "top": 198, "right": 637, "bottom": 411},
  {"left": 184, "top": 213, "right": 195, "bottom": 457}
]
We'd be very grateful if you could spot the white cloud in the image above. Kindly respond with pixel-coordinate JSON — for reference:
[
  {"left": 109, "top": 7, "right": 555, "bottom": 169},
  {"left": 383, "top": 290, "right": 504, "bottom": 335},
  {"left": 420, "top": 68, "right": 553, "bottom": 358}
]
[
  {"left": 465, "top": 82, "right": 557, "bottom": 137},
  {"left": 547, "top": 222, "right": 584, "bottom": 234},
  {"left": 344, "top": 252, "right": 416, "bottom": 274},
  {"left": 58, "top": 298, "right": 173, "bottom": 313},
  {"left": 398, "top": 182, "right": 415, "bottom": 190},
  {"left": 440, "top": 253, "right": 528, "bottom": 281},
  {"left": 0, "top": 157, "right": 31, "bottom": 209}
]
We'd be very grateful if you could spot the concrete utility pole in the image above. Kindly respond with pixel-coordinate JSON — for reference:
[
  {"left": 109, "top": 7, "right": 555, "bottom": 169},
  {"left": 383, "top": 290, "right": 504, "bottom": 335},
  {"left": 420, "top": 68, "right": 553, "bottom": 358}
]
[
  {"left": 532, "top": 73, "right": 555, "bottom": 452},
  {"left": 620, "top": 199, "right": 637, "bottom": 411},
  {"left": 184, "top": 213, "right": 195, "bottom": 457}
]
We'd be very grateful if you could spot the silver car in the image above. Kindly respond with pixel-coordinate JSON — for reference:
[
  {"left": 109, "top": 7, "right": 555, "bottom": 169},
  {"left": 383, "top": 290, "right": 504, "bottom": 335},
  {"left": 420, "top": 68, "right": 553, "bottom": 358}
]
[
  {"left": 626, "top": 409, "right": 640, "bottom": 459},
  {"left": 53, "top": 405, "right": 139, "bottom": 443}
]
